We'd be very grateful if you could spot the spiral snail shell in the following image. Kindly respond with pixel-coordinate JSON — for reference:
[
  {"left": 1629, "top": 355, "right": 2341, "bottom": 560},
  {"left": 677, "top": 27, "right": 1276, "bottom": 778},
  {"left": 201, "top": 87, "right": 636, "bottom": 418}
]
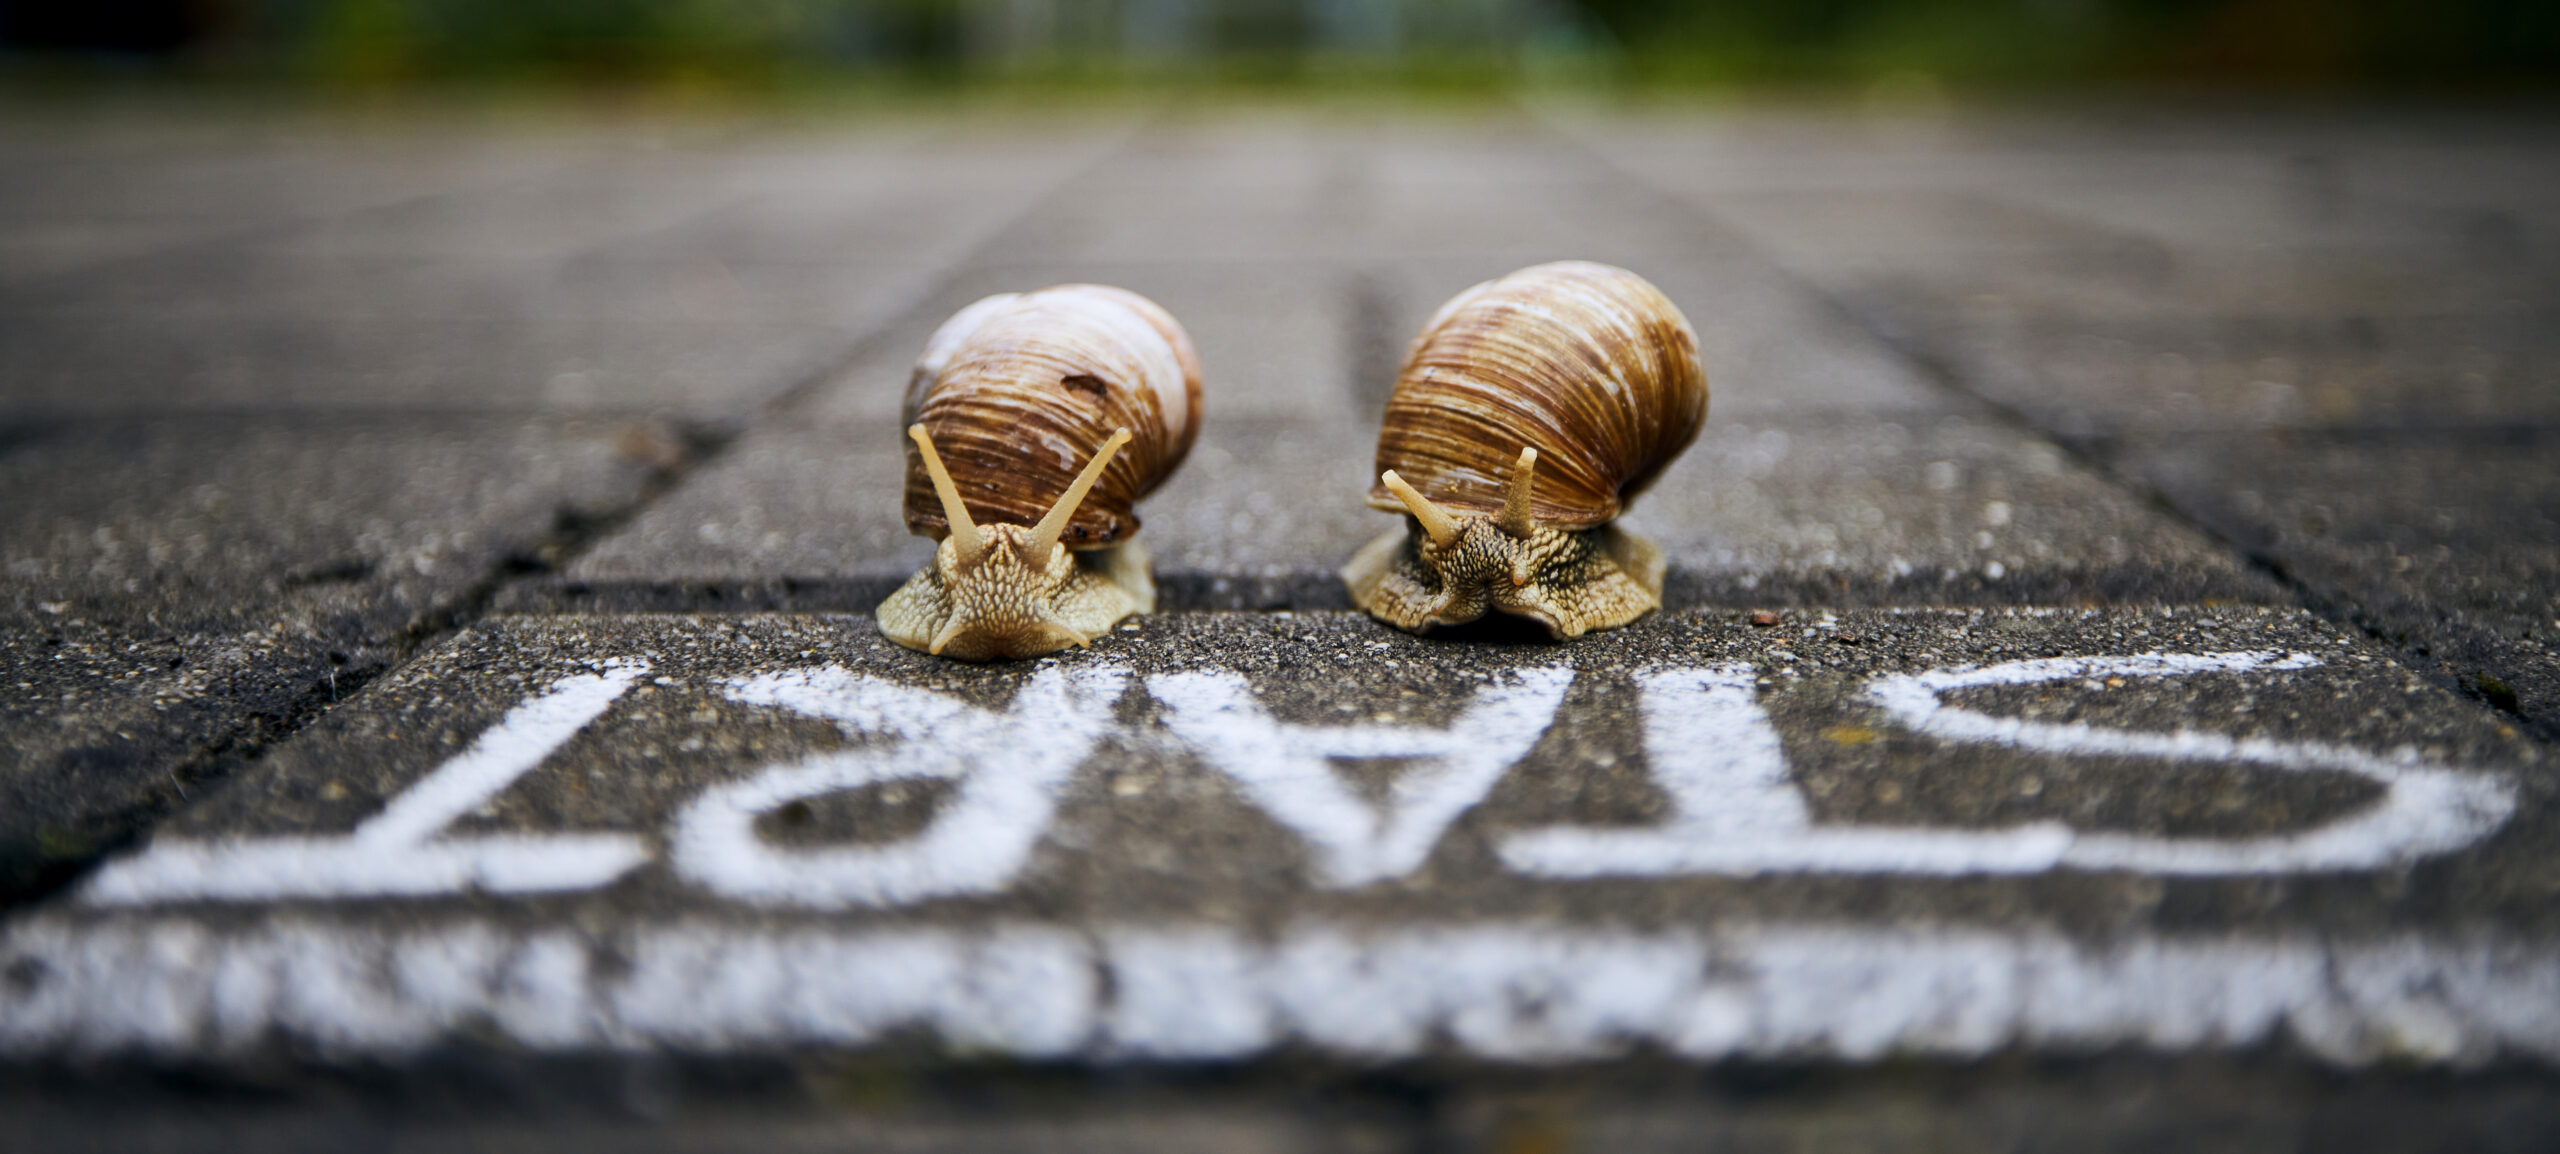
[
  {"left": 876, "top": 283, "right": 1203, "bottom": 662},
  {"left": 1341, "top": 261, "right": 1707, "bottom": 638}
]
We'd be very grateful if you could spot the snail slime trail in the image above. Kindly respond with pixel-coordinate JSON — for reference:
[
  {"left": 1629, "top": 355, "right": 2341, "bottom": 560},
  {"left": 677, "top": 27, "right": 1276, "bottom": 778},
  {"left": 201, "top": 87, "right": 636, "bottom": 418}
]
[
  {"left": 1343, "top": 261, "right": 1707, "bottom": 639},
  {"left": 877, "top": 285, "right": 1204, "bottom": 662}
]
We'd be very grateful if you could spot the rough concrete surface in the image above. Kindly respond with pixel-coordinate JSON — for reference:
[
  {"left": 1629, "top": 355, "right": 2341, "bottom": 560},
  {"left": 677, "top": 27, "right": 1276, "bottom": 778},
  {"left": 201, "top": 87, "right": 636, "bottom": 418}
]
[
  {"left": 4, "top": 99, "right": 2557, "bottom": 1148},
  {"left": 1558, "top": 105, "right": 2560, "bottom": 742},
  {"left": 0, "top": 413, "right": 680, "bottom": 899}
]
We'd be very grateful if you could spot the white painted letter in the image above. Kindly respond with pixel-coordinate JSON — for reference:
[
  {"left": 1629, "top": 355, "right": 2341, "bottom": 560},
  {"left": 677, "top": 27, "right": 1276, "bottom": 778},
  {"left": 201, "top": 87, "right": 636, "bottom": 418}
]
[
  {"left": 1504, "top": 651, "right": 2516, "bottom": 879},
  {"left": 1150, "top": 666, "right": 1574, "bottom": 887},
  {"left": 83, "top": 664, "right": 652, "bottom": 904},
  {"left": 1868, "top": 651, "right": 2519, "bottom": 873},
  {"left": 1501, "top": 663, "right": 2072, "bottom": 877},
  {"left": 671, "top": 664, "right": 1125, "bottom": 908}
]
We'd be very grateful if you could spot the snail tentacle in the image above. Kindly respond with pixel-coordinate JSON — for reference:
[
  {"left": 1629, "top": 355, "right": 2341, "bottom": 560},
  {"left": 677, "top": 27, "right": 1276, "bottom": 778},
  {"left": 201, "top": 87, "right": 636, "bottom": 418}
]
[
  {"left": 1025, "top": 427, "right": 1132, "bottom": 563},
  {"left": 1497, "top": 446, "right": 1538, "bottom": 539},
  {"left": 1380, "top": 470, "right": 1461, "bottom": 547},
  {"left": 908, "top": 424, "right": 984, "bottom": 568}
]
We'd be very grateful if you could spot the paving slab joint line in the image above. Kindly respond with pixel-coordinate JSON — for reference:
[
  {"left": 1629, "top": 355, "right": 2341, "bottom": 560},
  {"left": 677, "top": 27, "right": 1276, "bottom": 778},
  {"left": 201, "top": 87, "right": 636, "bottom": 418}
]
[
  {"left": 0, "top": 419, "right": 736, "bottom": 917},
  {"left": 1522, "top": 108, "right": 2557, "bottom": 747},
  {"left": 2130, "top": 492, "right": 2557, "bottom": 741},
  {"left": 0, "top": 656, "right": 385, "bottom": 917}
]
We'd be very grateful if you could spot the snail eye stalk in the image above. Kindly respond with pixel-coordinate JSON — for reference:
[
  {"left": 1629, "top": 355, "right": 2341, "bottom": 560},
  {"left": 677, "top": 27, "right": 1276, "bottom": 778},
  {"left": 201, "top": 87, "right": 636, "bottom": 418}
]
[
  {"left": 1380, "top": 470, "right": 1461, "bottom": 548},
  {"left": 1025, "top": 427, "right": 1131, "bottom": 563},
  {"left": 909, "top": 424, "right": 985, "bottom": 568},
  {"left": 1498, "top": 446, "right": 1538, "bottom": 539}
]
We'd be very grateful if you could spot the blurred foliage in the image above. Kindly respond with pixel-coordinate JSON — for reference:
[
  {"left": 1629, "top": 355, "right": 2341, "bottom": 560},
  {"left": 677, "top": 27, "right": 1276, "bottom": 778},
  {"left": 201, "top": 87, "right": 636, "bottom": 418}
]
[
  {"left": 0, "top": 0, "right": 2551, "bottom": 91},
  {"left": 1580, "top": 0, "right": 2560, "bottom": 87}
]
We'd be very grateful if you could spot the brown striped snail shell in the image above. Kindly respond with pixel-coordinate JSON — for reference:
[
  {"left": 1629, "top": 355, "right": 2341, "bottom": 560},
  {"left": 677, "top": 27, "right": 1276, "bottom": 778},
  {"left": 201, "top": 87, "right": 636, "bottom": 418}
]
[
  {"left": 1341, "top": 260, "right": 1707, "bottom": 638},
  {"left": 877, "top": 283, "right": 1203, "bottom": 662}
]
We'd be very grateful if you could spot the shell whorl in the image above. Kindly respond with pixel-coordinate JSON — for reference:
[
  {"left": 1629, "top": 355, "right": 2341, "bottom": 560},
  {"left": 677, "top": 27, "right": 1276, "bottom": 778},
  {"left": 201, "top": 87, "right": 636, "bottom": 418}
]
[
  {"left": 1367, "top": 261, "right": 1706, "bottom": 530},
  {"left": 902, "top": 284, "right": 1202, "bottom": 550}
]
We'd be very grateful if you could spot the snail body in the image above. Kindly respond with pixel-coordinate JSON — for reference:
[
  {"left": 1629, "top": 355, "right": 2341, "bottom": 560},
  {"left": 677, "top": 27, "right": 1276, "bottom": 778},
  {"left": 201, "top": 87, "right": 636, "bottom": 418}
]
[
  {"left": 877, "top": 284, "right": 1202, "bottom": 661},
  {"left": 1342, "top": 261, "right": 1706, "bottom": 638}
]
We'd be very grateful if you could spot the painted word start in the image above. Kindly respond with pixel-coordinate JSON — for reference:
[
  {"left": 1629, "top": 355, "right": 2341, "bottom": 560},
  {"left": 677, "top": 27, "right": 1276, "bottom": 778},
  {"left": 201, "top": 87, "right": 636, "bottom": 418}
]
[{"left": 80, "top": 651, "right": 2517, "bottom": 907}]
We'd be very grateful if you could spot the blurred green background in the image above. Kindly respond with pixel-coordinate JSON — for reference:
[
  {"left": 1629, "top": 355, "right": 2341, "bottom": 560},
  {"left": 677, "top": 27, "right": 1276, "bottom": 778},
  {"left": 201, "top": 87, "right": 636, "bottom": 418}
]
[{"left": 1, "top": 0, "right": 2553, "bottom": 92}]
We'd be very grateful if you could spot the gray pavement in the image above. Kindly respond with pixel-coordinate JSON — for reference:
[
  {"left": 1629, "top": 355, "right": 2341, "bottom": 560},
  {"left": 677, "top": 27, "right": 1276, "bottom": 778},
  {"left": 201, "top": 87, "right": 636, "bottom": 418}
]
[
  {"left": 1557, "top": 104, "right": 2560, "bottom": 736},
  {"left": 3, "top": 98, "right": 2557, "bottom": 1148}
]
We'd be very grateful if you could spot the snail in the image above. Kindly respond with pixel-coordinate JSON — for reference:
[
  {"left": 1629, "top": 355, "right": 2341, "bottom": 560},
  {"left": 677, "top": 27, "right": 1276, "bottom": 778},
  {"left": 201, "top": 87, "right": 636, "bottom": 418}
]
[
  {"left": 876, "top": 284, "right": 1202, "bottom": 662},
  {"left": 1341, "top": 261, "right": 1706, "bottom": 638}
]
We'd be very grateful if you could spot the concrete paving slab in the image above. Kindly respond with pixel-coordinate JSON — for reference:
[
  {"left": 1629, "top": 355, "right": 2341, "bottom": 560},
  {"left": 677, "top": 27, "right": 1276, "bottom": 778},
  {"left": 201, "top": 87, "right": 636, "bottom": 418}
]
[
  {"left": 560, "top": 418, "right": 927, "bottom": 589},
  {"left": 1705, "top": 196, "right": 2554, "bottom": 323},
  {"left": 1553, "top": 113, "right": 2560, "bottom": 327},
  {"left": 0, "top": 592, "right": 369, "bottom": 902},
  {"left": 0, "top": 120, "right": 1124, "bottom": 419},
  {"left": 1892, "top": 309, "right": 2560, "bottom": 438},
  {"left": 2126, "top": 431, "right": 2560, "bottom": 627},
  {"left": 1007, "top": 111, "right": 1756, "bottom": 271},
  {"left": 1529, "top": 1063, "right": 2560, "bottom": 1154},
  {"left": 2122, "top": 429, "right": 2560, "bottom": 733},
  {"left": 803, "top": 249, "right": 1937, "bottom": 429},
  {"left": 1549, "top": 105, "right": 2560, "bottom": 247},
  {"left": 0, "top": 308, "right": 856, "bottom": 417},
  {"left": 1151, "top": 407, "right": 2280, "bottom": 607},
  {"left": 1640, "top": 414, "right": 2276, "bottom": 605},
  {"left": 0, "top": 122, "right": 588, "bottom": 286},
  {"left": 1006, "top": 141, "right": 1353, "bottom": 265},
  {"left": 7, "top": 607, "right": 2550, "bottom": 1065},
  {"left": 0, "top": 413, "right": 682, "bottom": 901},
  {"left": 0, "top": 413, "right": 679, "bottom": 613}
]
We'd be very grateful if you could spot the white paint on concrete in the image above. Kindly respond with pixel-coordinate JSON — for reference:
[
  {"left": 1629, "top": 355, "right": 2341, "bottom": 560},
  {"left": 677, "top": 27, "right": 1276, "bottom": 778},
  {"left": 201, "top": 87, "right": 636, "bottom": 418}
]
[
  {"left": 1501, "top": 663, "right": 2078, "bottom": 877},
  {"left": 1101, "top": 926, "right": 1274, "bottom": 1058},
  {"left": 5, "top": 914, "right": 2555, "bottom": 1067},
  {"left": 1505, "top": 651, "right": 2516, "bottom": 878},
  {"left": 671, "top": 664, "right": 1127, "bottom": 908},
  {"left": 66, "top": 647, "right": 2525, "bottom": 909},
  {"left": 1150, "top": 666, "right": 1575, "bottom": 886},
  {"left": 80, "top": 664, "right": 652, "bottom": 904},
  {"left": 606, "top": 923, "right": 1095, "bottom": 1055},
  {"left": 1871, "top": 651, "right": 2522, "bottom": 874}
]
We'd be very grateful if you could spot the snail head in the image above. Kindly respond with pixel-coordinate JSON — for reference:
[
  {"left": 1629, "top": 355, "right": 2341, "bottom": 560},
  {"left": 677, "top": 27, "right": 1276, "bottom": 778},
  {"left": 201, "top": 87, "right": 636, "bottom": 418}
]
[
  {"left": 1365, "top": 446, "right": 1652, "bottom": 639},
  {"left": 895, "top": 423, "right": 1132, "bottom": 660},
  {"left": 1381, "top": 446, "right": 1547, "bottom": 591}
]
